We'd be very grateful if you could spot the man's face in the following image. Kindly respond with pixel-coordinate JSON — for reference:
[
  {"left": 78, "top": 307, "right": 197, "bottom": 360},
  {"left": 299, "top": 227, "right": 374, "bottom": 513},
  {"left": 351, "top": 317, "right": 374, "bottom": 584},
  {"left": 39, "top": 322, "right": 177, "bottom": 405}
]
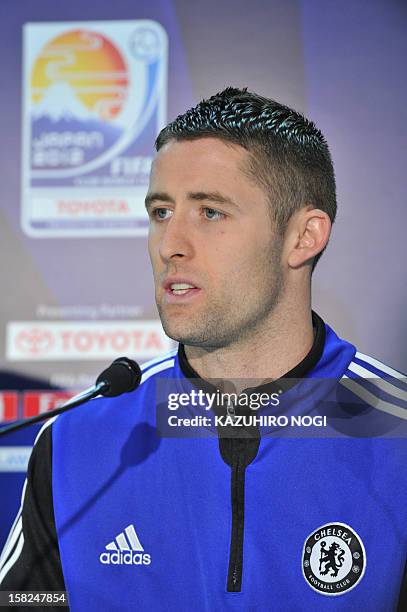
[{"left": 147, "top": 137, "right": 285, "bottom": 349}]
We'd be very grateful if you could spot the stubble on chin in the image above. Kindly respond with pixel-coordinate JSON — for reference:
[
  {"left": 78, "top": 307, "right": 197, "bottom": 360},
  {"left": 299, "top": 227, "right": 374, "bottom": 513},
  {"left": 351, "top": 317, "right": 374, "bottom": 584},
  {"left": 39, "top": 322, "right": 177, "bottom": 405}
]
[
  {"left": 157, "top": 302, "right": 214, "bottom": 347},
  {"left": 155, "top": 239, "right": 284, "bottom": 349},
  {"left": 157, "top": 299, "right": 263, "bottom": 350}
]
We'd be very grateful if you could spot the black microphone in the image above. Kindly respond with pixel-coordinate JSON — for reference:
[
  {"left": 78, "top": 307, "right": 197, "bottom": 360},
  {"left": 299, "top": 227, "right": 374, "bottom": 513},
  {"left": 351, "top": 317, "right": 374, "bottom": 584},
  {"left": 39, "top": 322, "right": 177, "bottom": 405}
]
[
  {"left": 0, "top": 357, "right": 142, "bottom": 436},
  {"left": 96, "top": 356, "right": 142, "bottom": 397}
]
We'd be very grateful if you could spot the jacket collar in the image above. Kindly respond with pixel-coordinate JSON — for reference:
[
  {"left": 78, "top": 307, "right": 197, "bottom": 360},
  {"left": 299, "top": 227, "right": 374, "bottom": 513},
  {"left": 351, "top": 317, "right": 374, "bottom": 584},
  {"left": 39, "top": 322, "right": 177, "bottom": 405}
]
[{"left": 177, "top": 310, "right": 326, "bottom": 397}]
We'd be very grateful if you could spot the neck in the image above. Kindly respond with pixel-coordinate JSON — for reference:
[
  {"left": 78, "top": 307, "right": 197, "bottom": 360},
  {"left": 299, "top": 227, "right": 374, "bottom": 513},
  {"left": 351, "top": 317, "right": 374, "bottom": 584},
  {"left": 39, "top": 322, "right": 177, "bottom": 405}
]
[{"left": 184, "top": 301, "right": 315, "bottom": 394}]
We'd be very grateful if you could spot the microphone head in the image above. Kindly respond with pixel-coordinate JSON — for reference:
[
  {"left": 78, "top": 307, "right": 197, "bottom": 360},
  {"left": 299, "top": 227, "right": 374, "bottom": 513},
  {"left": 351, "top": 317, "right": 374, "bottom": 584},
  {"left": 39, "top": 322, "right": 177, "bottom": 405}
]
[{"left": 96, "top": 357, "right": 142, "bottom": 397}]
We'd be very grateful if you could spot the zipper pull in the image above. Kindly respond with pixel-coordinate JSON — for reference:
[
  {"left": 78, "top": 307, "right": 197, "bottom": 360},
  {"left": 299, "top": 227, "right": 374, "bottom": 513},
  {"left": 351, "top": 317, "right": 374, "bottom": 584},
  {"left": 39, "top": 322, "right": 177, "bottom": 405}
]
[{"left": 226, "top": 400, "right": 239, "bottom": 424}]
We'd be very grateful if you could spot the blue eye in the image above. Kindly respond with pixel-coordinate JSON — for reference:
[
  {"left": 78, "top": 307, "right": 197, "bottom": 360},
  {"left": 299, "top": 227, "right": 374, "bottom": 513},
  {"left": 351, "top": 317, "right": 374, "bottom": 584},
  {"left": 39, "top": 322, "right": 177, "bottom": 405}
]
[
  {"left": 203, "top": 207, "right": 224, "bottom": 220},
  {"left": 153, "top": 208, "right": 171, "bottom": 220}
]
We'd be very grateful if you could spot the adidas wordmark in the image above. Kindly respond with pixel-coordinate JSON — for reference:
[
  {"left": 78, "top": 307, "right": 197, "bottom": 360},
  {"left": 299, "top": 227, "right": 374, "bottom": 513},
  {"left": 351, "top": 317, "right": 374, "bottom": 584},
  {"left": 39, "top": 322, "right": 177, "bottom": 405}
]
[{"left": 99, "top": 524, "right": 151, "bottom": 566}]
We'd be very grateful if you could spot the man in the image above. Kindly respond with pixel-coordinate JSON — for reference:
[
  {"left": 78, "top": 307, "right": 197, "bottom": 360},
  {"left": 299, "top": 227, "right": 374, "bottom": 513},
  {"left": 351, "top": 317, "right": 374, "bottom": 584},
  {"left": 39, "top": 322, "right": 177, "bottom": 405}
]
[{"left": 1, "top": 88, "right": 406, "bottom": 610}]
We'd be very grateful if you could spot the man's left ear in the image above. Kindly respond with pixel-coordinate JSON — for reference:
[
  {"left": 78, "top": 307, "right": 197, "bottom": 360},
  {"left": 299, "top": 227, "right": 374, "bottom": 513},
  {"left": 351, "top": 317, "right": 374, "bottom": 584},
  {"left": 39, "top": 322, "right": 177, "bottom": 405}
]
[{"left": 286, "top": 207, "right": 332, "bottom": 268}]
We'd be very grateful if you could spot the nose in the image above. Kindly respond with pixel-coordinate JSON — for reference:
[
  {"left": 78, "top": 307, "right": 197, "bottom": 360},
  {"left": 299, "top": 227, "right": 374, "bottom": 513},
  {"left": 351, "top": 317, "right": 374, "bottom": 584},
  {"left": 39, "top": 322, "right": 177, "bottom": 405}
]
[{"left": 159, "top": 212, "right": 194, "bottom": 263}]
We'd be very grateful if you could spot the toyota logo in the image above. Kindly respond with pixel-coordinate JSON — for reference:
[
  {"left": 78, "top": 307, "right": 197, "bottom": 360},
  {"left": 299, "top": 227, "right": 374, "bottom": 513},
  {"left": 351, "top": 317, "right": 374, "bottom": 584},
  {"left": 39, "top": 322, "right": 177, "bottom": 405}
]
[{"left": 16, "top": 328, "right": 54, "bottom": 355}]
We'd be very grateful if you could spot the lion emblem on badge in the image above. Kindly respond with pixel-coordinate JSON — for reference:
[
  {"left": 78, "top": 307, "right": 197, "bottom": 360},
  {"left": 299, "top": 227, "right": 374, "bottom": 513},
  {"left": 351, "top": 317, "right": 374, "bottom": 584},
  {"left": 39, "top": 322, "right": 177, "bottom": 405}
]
[{"left": 319, "top": 541, "right": 345, "bottom": 577}]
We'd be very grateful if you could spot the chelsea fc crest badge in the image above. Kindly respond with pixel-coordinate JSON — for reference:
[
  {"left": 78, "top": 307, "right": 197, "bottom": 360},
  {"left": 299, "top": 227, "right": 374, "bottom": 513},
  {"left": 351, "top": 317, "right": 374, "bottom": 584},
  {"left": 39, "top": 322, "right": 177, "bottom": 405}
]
[{"left": 302, "top": 522, "right": 366, "bottom": 596}]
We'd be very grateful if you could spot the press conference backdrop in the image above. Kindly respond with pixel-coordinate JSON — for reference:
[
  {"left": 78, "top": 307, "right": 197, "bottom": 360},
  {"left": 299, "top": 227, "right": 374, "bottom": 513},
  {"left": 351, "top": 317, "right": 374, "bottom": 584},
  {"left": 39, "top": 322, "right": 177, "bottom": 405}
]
[{"left": 0, "top": 0, "right": 406, "bottom": 549}]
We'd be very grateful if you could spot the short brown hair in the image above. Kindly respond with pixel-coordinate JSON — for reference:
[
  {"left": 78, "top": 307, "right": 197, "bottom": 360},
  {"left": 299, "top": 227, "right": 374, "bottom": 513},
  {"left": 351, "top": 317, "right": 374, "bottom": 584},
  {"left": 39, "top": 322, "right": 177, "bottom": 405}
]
[{"left": 156, "top": 87, "right": 337, "bottom": 269}]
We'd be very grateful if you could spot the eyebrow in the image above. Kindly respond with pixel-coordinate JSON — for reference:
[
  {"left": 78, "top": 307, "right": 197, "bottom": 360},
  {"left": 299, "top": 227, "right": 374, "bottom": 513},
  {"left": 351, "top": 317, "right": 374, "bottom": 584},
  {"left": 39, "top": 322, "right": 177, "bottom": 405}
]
[
  {"left": 145, "top": 192, "right": 174, "bottom": 212},
  {"left": 145, "top": 190, "right": 240, "bottom": 211}
]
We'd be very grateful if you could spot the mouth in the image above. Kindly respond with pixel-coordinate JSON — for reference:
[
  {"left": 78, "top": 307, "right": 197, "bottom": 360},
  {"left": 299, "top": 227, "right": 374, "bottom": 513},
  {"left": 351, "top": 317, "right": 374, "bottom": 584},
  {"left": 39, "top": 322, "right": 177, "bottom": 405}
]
[
  {"left": 162, "top": 280, "right": 202, "bottom": 303},
  {"left": 168, "top": 283, "right": 197, "bottom": 295}
]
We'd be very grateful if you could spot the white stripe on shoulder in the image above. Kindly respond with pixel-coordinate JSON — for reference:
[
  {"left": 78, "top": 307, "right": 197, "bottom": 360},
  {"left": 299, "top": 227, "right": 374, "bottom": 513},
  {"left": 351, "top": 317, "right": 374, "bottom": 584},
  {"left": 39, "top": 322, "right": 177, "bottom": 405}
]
[
  {"left": 0, "top": 533, "right": 24, "bottom": 584},
  {"left": 340, "top": 375, "right": 407, "bottom": 420},
  {"left": 355, "top": 351, "right": 406, "bottom": 378},
  {"left": 0, "top": 416, "right": 57, "bottom": 582},
  {"left": 0, "top": 479, "right": 26, "bottom": 570},
  {"left": 33, "top": 415, "right": 58, "bottom": 445},
  {"left": 140, "top": 349, "right": 178, "bottom": 372},
  {"left": 347, "top": 362, "right": 407, "bottom": 402},
  {"left": 0, "top": 515, "right": 23, "bottom": 573},
  {"left": 140, "top": 359, "right": 175, "bottom": 384}
]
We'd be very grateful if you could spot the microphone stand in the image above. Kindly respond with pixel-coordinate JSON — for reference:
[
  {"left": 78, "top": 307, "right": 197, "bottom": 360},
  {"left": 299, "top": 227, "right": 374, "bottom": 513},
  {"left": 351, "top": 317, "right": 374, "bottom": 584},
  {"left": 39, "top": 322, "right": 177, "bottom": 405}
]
[{"left": 0, "top": 380, "right": 108, "bottom": 436}]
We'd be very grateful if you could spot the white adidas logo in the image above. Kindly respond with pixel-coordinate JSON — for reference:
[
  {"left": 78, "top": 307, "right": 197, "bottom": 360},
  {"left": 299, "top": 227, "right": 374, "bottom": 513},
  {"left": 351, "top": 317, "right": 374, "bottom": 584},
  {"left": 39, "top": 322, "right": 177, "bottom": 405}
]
[{"left": 99, "top": 524, "right": 151, "bottom": 566}]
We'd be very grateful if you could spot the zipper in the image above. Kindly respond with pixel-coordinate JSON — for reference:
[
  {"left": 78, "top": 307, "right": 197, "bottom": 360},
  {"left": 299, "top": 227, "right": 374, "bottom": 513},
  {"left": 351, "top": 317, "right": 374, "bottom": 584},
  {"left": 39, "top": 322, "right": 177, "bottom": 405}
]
[
  {"left": 217, "top": 401, "right": 260, "bottom": 593},
  {"left": 226, "top": 398, "right": 244, "bottom": 590},
  {"left": 227, "top": 453, "right": 245, "bottom": 591}
]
